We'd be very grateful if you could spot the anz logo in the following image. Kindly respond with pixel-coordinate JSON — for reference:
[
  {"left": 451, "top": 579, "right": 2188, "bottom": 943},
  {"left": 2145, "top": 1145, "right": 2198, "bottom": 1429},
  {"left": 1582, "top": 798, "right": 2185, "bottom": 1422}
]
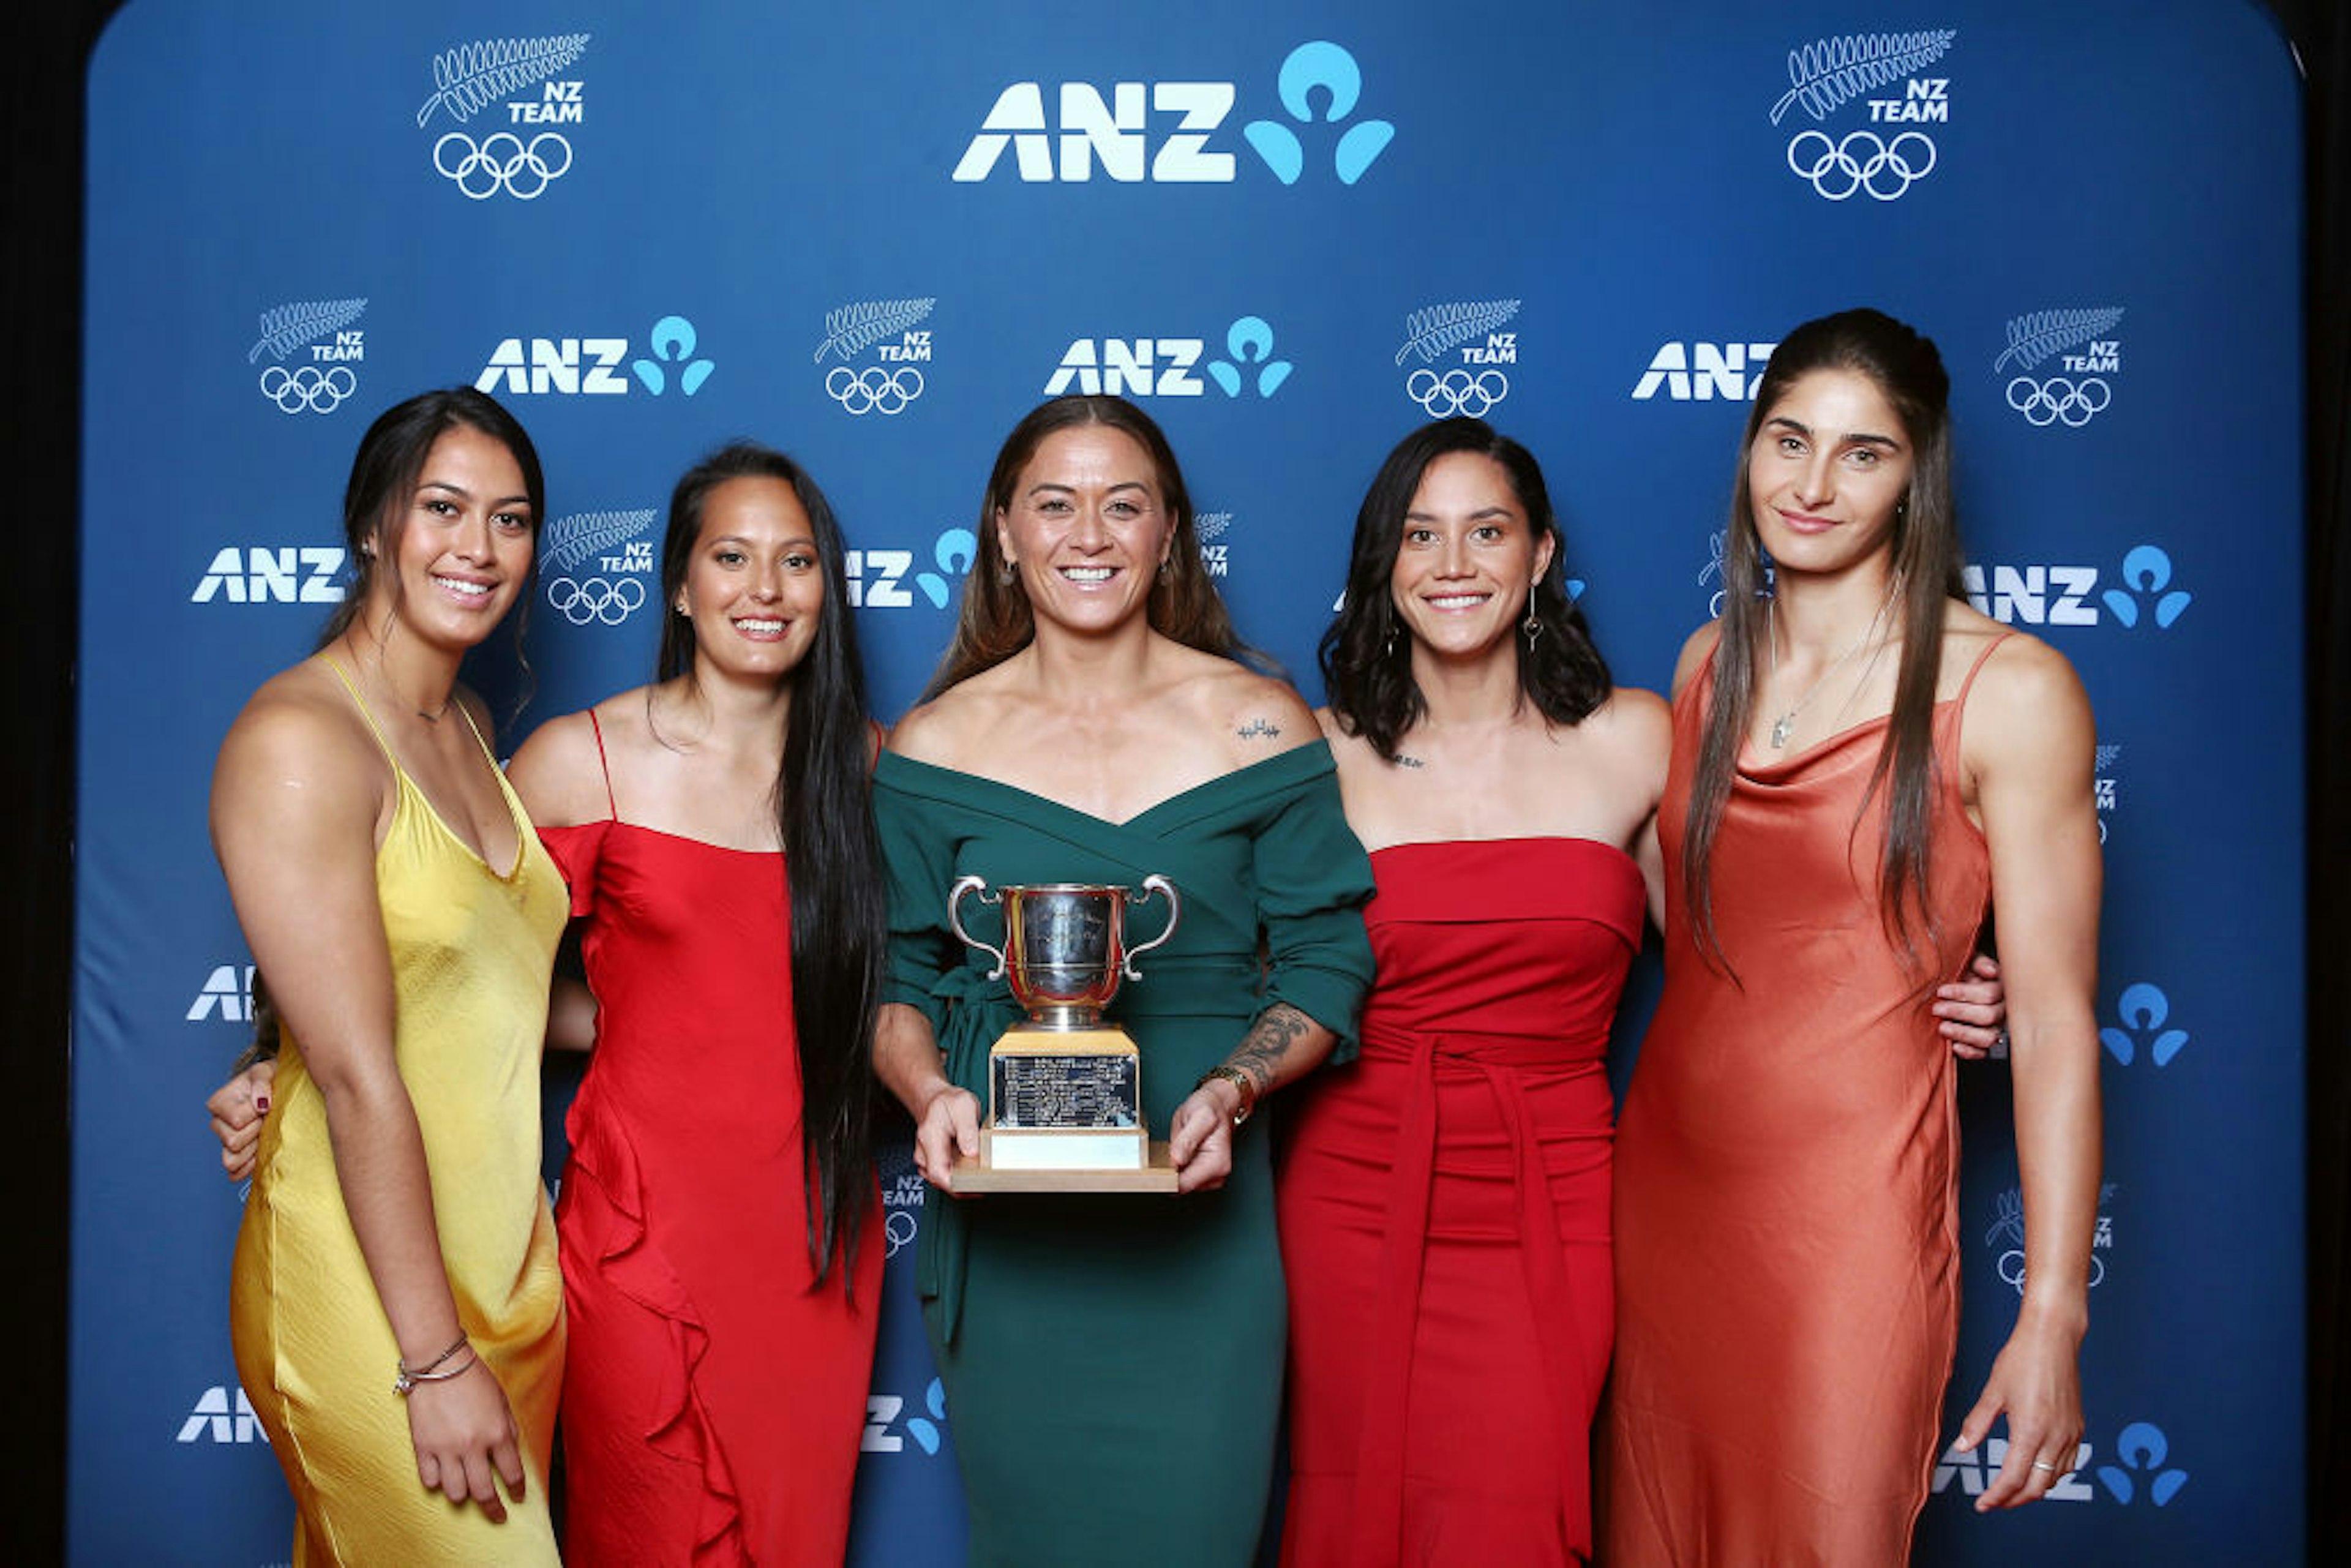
[
  {"left": 1632, "top": 341, "right": 1779, "bottom": 401},
  {"left": 953, "top": 41, "right": 1392, "bottom": 186},
  {"left": 1962, "top": 545, "right": 2192, "bottom": 630},
  {"left": 178, "top": 1386, "right": 267, "bottom": 1444},
  {"left": 1046, "top": 317, "right": 1290, "bottom": 399},
  {"left": 476, "top": 315, "right": 714, "bottom": 397},
  {"left": 192, "top": 547, "right": 346, "bottom": 606},
  {"left": 863, "top": 1378, "right": 948, "bottom": 1455}
]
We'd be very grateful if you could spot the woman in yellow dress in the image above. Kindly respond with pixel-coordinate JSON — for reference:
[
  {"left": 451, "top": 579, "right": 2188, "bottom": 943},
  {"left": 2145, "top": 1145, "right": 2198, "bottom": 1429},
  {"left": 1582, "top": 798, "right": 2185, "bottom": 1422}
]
[{"left": 215, "top": 388, "right": 568, "bottom": 1564}]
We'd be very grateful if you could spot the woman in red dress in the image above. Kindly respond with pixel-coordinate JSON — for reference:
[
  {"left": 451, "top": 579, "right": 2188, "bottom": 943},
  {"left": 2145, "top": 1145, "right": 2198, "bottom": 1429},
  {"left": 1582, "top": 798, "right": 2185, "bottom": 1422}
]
[
  {"left": 1606, "top": 309, "right": 2103, "bottom": 1564},
  {"left": 1281, "top": 418, "right": 2004, "bottom": 1566},
  {"left": 506, "top": 442, "right": 885, "bottom": 1566}
]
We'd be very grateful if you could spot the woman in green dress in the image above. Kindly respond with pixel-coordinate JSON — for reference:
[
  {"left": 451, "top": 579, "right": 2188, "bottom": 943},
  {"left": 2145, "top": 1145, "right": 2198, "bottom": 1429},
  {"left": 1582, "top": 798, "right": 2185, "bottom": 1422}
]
[{"left": 872, "top": 394, "right": 1375, "bottom": 1567}]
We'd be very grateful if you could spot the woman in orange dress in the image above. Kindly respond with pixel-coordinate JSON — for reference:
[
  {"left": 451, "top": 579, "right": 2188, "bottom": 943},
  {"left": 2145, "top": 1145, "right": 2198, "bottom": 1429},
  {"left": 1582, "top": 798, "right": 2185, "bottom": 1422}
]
[{"left": 1606, "top": 308, "right": 2104, "bottom": 1564}]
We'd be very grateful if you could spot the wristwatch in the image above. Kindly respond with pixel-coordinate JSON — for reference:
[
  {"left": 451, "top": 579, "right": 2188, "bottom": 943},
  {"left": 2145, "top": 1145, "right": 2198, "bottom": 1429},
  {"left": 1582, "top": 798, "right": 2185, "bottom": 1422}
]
[{"left": 1195, "top": 1064, "right": 1258, "bottom": 1127}]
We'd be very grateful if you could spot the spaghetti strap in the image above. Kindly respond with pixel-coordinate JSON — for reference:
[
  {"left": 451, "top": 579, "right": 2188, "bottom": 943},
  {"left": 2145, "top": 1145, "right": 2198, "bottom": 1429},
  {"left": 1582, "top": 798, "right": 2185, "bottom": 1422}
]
[
  {"left": 1954, "top": 631, "right": 2014, "bottom": 708},
  {"left": 587, "top": 708, "right": 620, "bottom": 821},
  {"left": 318, "top": 655, "right": 400, "bottom": 768}
]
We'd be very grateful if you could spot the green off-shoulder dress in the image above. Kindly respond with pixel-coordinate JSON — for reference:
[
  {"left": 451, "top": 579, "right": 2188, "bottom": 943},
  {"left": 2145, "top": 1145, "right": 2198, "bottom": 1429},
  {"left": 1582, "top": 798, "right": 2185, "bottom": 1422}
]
[{"left": 875, "top": 741, "right": 1375, "bottom": 1568}]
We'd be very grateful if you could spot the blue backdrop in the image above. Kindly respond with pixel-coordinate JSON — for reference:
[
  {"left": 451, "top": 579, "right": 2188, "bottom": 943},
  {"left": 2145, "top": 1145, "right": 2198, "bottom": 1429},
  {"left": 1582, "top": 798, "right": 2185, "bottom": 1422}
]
[{"left": 73, "top": 1, "right": 2304, "bottom": 1561}]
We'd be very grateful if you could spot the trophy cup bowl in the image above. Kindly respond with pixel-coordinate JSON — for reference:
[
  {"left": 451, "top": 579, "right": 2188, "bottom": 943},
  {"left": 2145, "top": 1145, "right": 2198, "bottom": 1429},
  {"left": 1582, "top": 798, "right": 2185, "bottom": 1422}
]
[{"left": 945, "top": 875, "right": 1182, "bottom": 1191}]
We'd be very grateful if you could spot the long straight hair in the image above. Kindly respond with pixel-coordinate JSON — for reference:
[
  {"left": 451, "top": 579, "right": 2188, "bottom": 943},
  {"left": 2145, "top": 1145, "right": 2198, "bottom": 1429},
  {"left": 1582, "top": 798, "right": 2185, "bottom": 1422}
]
[
  {"left": 1320, "top": 417, "right": 1611, "bottom": 758},
  {"left": 316, "top": 388, "right": 546, "bottom": 662},
  {"left": 923, "top": 395, "right": 1250, "bottom": 697},
  {"left": 1680, "top": 308, "right": 1967, "bottom": 977},
  {"left": 658, "top": 443, "right": 883, "bottom": 1290}
]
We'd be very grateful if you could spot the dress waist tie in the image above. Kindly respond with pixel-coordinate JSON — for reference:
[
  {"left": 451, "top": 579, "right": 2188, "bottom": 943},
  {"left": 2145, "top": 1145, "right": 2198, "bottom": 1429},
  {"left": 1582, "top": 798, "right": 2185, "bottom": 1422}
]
[{"left": 1344, "top": 1018, "right": 1598, "bottom": 1566}]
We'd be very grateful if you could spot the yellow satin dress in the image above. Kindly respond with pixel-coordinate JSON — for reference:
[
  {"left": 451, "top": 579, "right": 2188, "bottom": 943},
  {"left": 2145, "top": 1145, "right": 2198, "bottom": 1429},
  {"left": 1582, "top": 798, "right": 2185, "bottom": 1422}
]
[{"left": 231, "top": 658, "right": 568, "bottom": 1566}]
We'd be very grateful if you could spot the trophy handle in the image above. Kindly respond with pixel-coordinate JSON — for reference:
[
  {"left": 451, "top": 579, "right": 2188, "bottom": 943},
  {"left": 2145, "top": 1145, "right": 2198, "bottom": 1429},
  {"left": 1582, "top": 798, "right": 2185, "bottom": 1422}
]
[
  {"left": 1120, "top": 874, "right": 1181, "bottom": 980},
  {"left": 947, "top": 875, "right": 1008, "bottom": 980}
]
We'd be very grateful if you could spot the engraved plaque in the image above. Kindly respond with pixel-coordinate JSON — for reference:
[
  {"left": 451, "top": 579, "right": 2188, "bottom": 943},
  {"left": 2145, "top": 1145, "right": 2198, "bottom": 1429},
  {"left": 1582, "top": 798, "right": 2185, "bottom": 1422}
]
[{"left": 992, "top": 1050, "right": 1140, "bottom": 1131}]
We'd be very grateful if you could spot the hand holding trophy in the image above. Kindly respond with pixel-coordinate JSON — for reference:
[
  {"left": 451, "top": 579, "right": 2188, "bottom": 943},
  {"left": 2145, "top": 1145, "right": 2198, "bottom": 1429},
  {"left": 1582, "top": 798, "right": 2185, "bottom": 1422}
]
[{"left": 943, "top": 874, "right": 1182, "bottom": 1192}]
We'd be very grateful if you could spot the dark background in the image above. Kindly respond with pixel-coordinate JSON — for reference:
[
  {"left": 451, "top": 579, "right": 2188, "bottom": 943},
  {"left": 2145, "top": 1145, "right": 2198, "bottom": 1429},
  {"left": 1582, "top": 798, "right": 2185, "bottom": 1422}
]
[{"left": 7, "top": 1, "right": 2342, "bottom": 1559}]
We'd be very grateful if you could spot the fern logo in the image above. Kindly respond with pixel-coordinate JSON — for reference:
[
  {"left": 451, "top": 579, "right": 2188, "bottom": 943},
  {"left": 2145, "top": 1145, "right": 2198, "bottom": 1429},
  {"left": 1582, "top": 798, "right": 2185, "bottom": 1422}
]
[
  {"left": 1196, "top": 512, "right": 1235, "bottom": 579},
  {"left": 1398, "top": 299, "right": 1519, "bottom": 416},
  {"left": 1988, "top": 1182, "right": 2114, "bottom": 1293},
  {"left": 816, "top": 298, "right": 935, "bottom": 417},
  {"left": 421, "top": 34, "right": 591, "bottom": 201},
  {"left": 539, "top": 508, "right": 656, "bottom": 627},
  {"left": 249, "top": 298, "right": 366, "bottom": 414},
  {"left": 2000, "top": 307, "right": 2124, "bottom": 428},
  {"left": 1771, "top": 30, "right": 1955, "bottom": 201}
]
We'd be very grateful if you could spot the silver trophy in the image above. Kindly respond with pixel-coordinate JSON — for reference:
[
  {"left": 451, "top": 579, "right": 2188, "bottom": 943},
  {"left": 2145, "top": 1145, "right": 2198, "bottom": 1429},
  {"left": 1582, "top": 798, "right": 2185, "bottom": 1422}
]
[{"left": 945, "top": 876, "right": 1182, "bottom": 1188}]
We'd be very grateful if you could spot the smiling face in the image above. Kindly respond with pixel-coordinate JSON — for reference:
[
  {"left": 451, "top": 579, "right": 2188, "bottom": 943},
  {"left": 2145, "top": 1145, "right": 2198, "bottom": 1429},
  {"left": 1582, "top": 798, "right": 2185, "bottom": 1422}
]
[
  {"left": 993, "top": 423, "right": 1174, "bottom": 637},
  {"left": 1746, "top": 367, "right": 1916, "bottom": 582},
  {"left": 369, "top": 422, "right": 535, "bottom": 650},
  {"left": 1389, "top": 450, "right": 1556, "bottom": 663},
  {"left": 677, "top": 475, "right": 824, "bottom": 685}
]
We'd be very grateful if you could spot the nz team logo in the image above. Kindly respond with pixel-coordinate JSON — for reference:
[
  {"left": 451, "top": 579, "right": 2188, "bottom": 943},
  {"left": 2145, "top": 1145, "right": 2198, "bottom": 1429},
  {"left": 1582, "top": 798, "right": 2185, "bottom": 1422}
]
[
  {"left": 1962, "top": 544, "right": 2192, "bottom": 631},
  {"left": 419, "top": 33, "right": 590, "bottom": 200},
  {"left": 813, "top": 298, "right": 934, "bottom": 417},
  {"left": 1396, "top": 299, "right": 1518, "bottom": 418},
  {"left": 1997, "top": 307, "right": 2125, "bottom": 429},
  {"left": 2094, "top": 743, "right": 2122, "bottom": 843},
  {"left": 953, "top": 40, "right": 1392, "bottom": 186},
  {"left": 248, "top": 298, "right": 366, "bottom": 415},
  {"left": 1196, "top": 512, "right": 1235, "bottom": 579},
  {"left": 1769, "top": 29, "right": 1955, "bottom": 202},
  {"left": 1044, "top": 315, "right": 1291, "bottom": 399},
  {"left": 877, "top": 1143, "right": 925, "bottom": 1260},
  {"left": 476, "top": 315, "right": 716, "bottom": 397},
  {"left": 539, "top": 509, "right": 657, "bottom": 627},
  {"left": 1987, "top": 1181, "right": 2114, "bottom": 1293}
]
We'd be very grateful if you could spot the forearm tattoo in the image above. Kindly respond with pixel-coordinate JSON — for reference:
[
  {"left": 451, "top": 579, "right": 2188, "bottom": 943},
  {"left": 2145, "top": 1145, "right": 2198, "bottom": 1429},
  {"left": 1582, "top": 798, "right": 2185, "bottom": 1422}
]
[
  {"left": 1236, "top": 717, "right": 1282, "bottom": 741},
  {"left": 1225, "top": 1003, "right": 1311, "bottom": 1096}
]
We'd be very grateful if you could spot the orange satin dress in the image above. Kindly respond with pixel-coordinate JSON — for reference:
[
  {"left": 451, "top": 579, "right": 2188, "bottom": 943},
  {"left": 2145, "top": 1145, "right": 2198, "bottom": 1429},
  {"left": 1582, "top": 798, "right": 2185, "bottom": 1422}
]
[{"left": 1605, "top": 640, "right": 1999, "bottom": 1566}]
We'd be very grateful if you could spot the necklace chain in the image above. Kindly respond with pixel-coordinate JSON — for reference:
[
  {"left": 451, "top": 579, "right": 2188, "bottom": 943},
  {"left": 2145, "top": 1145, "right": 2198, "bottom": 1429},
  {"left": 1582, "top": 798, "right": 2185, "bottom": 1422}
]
[{"left": 1766, "top": 593, "right": 1894, "bottom": 750}]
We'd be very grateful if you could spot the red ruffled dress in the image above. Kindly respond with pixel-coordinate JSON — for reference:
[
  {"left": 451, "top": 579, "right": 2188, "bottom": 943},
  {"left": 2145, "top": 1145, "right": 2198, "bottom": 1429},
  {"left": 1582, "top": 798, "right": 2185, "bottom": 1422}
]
[
  {"left": 1279, "top": 836, "right": 1641, "bottom": 1566},
  {"left": 542, "top": 788, "right": 881, "bottom": 1566}
]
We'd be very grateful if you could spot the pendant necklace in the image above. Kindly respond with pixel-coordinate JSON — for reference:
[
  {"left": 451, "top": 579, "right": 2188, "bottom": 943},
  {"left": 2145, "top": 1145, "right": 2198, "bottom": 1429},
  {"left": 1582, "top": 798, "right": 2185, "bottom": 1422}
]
[{"left": 1765, "top": 592, "right": 1894, "bottom": 750}]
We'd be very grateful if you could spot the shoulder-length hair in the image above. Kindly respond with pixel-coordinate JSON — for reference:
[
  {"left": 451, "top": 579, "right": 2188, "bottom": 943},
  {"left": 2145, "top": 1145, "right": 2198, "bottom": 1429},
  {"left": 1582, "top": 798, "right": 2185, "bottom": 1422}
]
[
  {"left": 1680, "top": 307, "right": 1967, "bottom": 977},
  {"left": 1320, "top": 416, "right": 1611, "bottom": 760},
  {"left": 923, "top": 395, "right": 1247, "bottom": 698},
  {"left": 657, "top": 441, "right": 884, "bottom": 1291},
  {"left": 317, "top": 387, "right": 546, "bottom": 654}
]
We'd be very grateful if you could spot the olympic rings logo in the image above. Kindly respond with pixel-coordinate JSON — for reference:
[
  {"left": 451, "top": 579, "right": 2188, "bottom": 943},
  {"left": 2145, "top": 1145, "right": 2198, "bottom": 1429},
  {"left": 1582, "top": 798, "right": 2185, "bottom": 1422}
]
[
  {"left": 1999, "top": 1248, "right": 2105, "bottom": 1293},
  {"left": 544, "top": 576, "right": 647, "bottom": 626},
  {"left": 258, "top": 365, "right": 356, "bottom": 415},
  {"left": 883, "top": 1209, "right": 918, "bottom": 1258},
  {"left": 1785, "top": 130, "right": 1937, "bottom": 201},
  {"left": 1406, "top": 367, "right": 1509, "bottom": 418},
  {"left": 433, "top": 132, "right": 574, "bottom": 200},
  {"left": 826, "top": 366, "right": 925, "bottom": 416},
  {"left": 2005, "top": 375, "right": 2112, "bottom": 428}
]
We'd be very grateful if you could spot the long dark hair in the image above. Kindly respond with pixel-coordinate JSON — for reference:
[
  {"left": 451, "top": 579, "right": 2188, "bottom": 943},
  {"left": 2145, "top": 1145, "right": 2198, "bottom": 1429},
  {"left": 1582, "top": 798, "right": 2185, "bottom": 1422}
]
[
  {"left": 317, "top": 388, "right": 546, "bottom": 655},
  {"left": 658, "top": 442, "right": 883, "bottom": 1290},
  {"left": 1321, "top": 417, "right": 1611, "bottom": 759},
  {"left": 924, "top": 395, "right": 1249, "bottom": 697},
  {"left": 1681, "top": 307, "right": 1966, "bottom": 976}
]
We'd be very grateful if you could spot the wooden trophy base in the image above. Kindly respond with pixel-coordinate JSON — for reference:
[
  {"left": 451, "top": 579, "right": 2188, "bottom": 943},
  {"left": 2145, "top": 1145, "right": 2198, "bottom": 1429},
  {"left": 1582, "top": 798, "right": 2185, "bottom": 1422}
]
[{"left": 945, "top": 1138, "right": 1180, "bottom": 1194}]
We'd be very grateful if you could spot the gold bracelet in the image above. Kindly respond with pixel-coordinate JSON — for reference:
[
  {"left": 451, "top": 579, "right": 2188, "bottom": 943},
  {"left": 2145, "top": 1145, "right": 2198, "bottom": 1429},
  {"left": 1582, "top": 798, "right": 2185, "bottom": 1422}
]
[{"left": 1194, "top": 1065, "right": 1257, "bottom": 1127}]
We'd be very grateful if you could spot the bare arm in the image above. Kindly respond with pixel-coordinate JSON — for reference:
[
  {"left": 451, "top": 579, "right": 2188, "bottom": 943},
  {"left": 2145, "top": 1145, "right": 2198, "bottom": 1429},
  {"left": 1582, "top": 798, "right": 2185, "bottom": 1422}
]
[
  {"left": 1951, "top": 638, "right": 2104, "bottom": 1510},
  {"left": 211, "top": 694, "right": 525, "bottom": 1520},
  {"left": 1171, "top": 1001, "right": 1339, "bottom": 1191},
  {"left": 872, "top": 1000, "right": 980, "bottom": 1190}
]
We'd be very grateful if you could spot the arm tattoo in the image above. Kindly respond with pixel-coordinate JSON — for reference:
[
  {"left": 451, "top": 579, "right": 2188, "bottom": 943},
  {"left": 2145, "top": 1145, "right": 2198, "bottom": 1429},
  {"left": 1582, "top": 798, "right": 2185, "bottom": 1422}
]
[
  {"left": 1236, "top": 718, "right": 1282, "bottom": 741},
  {"left": 1224, "top": 1003, "right": 1311, "bottom": 1096}
]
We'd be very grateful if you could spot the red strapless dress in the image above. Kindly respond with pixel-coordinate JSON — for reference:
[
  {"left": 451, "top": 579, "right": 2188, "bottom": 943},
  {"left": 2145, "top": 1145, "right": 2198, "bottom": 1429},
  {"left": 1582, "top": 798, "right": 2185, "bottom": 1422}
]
[
  {"left": 1278, "top": 836, "right": 1643, "bottom": 1566},
  {"left": 541, "top": 818, "right": 882, "bottom": 1567}
]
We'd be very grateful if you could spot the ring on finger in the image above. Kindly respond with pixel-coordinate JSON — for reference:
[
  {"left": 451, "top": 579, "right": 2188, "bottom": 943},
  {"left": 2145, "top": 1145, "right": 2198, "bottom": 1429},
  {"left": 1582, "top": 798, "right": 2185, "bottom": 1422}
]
[{"left": 2031, "top": 1459, "right": 2060, "bottom": 1474}]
